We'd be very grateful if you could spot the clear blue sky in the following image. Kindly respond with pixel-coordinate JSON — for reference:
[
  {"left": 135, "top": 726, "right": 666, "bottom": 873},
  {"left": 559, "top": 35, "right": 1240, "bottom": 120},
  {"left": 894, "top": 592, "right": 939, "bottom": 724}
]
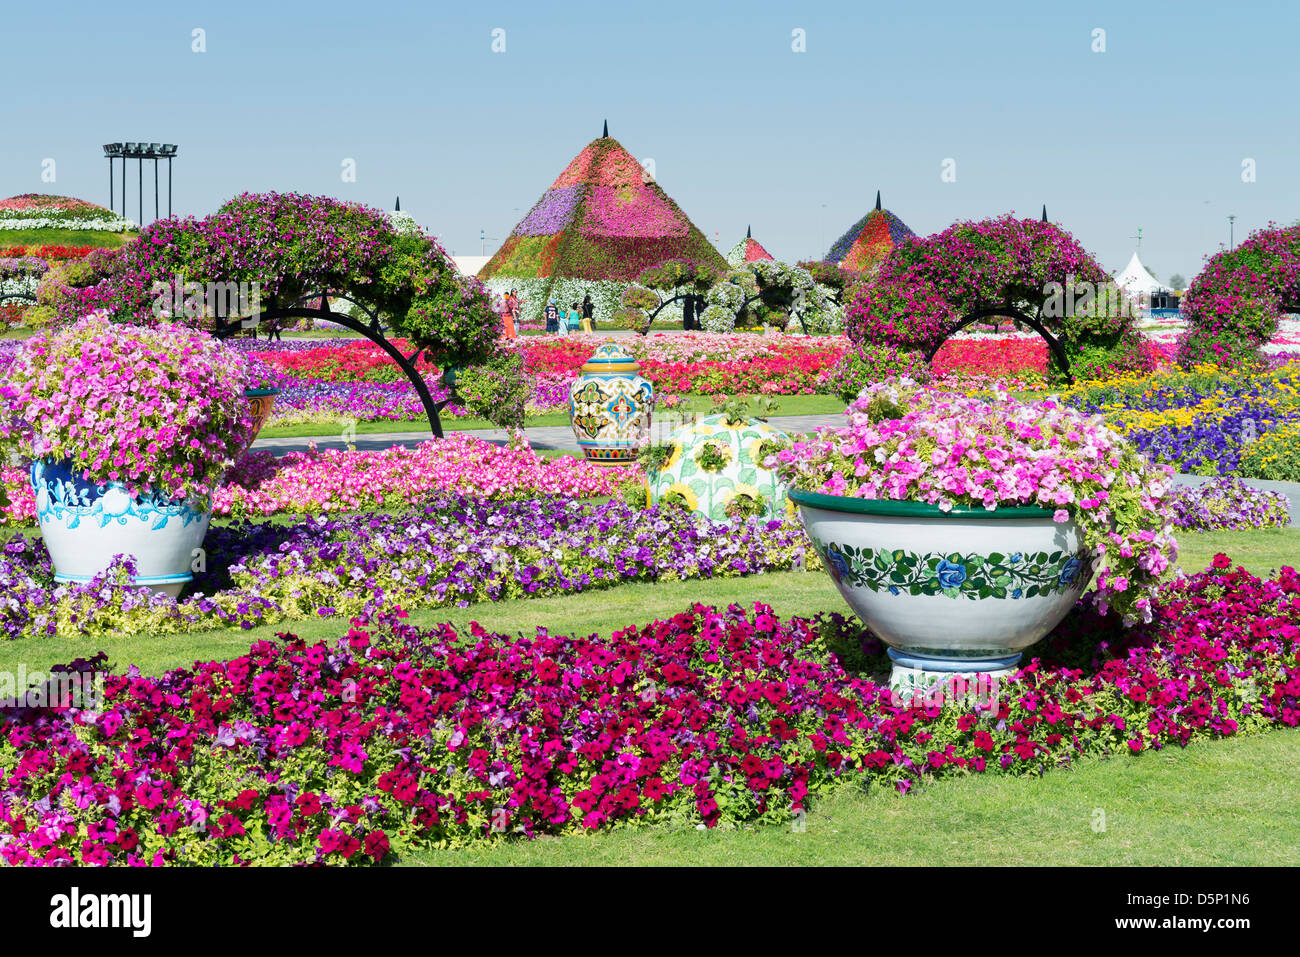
[{"left": 3, "top": 0, "right": 1296, "bottom": 281}]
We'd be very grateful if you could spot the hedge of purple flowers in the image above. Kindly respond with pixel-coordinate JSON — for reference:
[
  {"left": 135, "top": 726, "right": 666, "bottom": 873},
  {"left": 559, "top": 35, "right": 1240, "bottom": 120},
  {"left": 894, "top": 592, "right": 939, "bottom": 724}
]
[
  {"left": 1165, "top": 477, "right": 1291, "bottom": 531},
  {"left": 0, "top": 496, "right": 816, "bottom": 640}
]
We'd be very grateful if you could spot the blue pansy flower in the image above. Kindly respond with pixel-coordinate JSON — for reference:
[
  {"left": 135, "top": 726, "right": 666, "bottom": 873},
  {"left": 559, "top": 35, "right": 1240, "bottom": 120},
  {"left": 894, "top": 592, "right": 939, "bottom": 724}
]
[
  {"left": 1059, "top": 556, "right": 1083, "bottom": 586},
  {"left": 935, "top": 559, "right": 967, "bottom": 589}
]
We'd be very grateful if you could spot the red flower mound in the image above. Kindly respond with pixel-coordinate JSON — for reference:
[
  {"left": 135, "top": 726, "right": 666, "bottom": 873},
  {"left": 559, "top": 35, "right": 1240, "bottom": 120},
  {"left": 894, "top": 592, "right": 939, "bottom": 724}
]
[{"left": 2, "top": 561, "right": 1295, "bottom": 865}]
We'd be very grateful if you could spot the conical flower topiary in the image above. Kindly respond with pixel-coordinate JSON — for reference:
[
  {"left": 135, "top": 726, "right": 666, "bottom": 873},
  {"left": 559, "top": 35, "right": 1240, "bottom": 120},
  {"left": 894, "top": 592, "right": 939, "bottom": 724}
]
[
  {"left": 824, "top": 192, "right": 915, "bottom": 273},
  {"left": 479, "top": 128, "right": 725, "bottom": 322},
  {"left": 725, "top": 225, "right": 774, "bottom": 267}
]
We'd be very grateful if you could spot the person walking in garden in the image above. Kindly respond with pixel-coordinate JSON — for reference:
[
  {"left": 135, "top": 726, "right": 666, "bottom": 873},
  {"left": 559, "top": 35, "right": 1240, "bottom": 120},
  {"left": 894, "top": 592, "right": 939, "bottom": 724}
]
[
  {"left": 682, "top": 291, "right": 697, "bottom": 330},
  {"left": 502, "top": 289, "right": 519, "bottom": 339},
  {"left": 581, "top": 293, "right": 595, "bottom": 330},
  {"left": 571, "top": 301, "right": 588, "bottom": 334},
  {"left": 545, "top": 300, "right": 560, "bottom": 334}
]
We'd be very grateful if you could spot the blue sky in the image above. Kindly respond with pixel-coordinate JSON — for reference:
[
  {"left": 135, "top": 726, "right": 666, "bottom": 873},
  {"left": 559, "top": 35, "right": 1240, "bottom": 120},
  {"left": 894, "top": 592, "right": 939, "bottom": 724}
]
[{"left": 2, "top": 0, "right": 1296, "bottom": 281}]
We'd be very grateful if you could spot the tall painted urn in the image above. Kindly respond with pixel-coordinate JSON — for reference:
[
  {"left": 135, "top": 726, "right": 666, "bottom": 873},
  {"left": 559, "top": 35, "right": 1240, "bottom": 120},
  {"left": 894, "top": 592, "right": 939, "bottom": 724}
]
[{"left": 569, "top": 342, "right": 654, "bottom": 465}]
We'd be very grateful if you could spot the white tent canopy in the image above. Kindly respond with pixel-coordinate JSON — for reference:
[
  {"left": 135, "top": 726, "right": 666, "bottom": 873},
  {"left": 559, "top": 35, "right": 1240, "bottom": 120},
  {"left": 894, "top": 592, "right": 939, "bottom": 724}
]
[{"left": 1113, "top": 251, "right": 1168, "bottom": 298}]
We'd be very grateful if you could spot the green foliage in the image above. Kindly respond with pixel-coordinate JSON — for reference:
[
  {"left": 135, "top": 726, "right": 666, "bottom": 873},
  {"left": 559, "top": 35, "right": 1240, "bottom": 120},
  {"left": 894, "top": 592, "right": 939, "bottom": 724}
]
[
  {"left": 636, "top": 443, "right": 675, "bottom": 473},
  {"left": 453, "top": 351, "right": 529, "bottom": 431},
  {"left": 824, "top": 344, "right": 932, "bottom": 402},
  {"left": 693, "top": 440, "right": 732, "bottom": 473},
  {"left": 709, "top": 393, "right": 778, "bottom": 425}
]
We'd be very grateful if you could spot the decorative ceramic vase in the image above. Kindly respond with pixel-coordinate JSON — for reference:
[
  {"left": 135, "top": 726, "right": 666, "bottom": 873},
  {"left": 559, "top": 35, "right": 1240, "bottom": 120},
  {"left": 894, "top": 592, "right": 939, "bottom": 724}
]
[
  {"left": 243, "top": 387, "right": 281, "bottom": 447},
  {"left": 647, "top": 414, "right": 790, "bottom": 522},
  {"left": 32, "top": 459, "right": 212, "bottom": 598},
  {"left": 790, "top": 488, "right": 1094, "bottom": 694},
  {"left": 569, "top": 342, "right": 654, "bottom": 465}
]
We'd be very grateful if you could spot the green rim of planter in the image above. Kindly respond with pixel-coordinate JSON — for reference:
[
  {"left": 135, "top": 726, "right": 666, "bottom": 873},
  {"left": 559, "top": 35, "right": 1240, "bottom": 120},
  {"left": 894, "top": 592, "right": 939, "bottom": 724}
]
[
  {"left": 788, "top": 487, "right": 1056, "bottom": 519},
  {"left": 244, "top": 388, "right": 281, "bottom": 397}
]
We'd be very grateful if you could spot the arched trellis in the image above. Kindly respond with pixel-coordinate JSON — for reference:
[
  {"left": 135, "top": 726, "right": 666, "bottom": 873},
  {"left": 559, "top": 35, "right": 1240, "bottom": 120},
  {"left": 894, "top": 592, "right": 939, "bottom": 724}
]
[
  {"left": 210, "top": 290, "right": 453, "bottom": 439},
  {"left": 923, "top": 306, "right": 1074, "bottom": 385},
  {"left": 641, "top": 292, "right": 699, "bottom": 335},
  {"left": 0, "top": 291, "right": 37, "bottom": 305},
  {"left": 738, "top": 291, "right": 811, "bottom": 336}
]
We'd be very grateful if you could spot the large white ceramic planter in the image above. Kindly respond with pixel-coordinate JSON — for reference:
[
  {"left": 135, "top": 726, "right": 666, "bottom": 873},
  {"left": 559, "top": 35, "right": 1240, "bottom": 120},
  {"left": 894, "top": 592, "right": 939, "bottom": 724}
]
[
  {"left": 32, "top": 459, "right": 212, "bottom": 598},
  {"left": 790, "top": 488, "right": 1094, "bottom": 692}
]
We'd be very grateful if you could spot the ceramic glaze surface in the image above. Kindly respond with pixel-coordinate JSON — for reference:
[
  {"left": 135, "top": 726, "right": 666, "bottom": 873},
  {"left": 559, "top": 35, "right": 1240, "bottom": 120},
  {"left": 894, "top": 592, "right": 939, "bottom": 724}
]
[
  {"left": 647, "top": 414, "right": 790, "bottom": 522},
  {"left": 792, "top": 489, "right": 1093, "bottom": 658},
  {"left": 569, "top": 342, "right": 654, "bottom": 465},
  {"left": 32, "top": 459, "right": 212, "bottom": 598}
]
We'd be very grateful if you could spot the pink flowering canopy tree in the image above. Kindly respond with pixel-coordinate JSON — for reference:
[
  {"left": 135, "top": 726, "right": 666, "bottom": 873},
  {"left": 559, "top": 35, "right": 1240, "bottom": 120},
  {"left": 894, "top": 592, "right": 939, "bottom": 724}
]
[
  {"left": 1177, "top": 223, "right": 1300, "bottom": 366},
  {"left": 845, "top": 215, "right": 1152, "bottom": 382},
  {"left": 39, "top": 192, "right": 501, "bottom": 436}
]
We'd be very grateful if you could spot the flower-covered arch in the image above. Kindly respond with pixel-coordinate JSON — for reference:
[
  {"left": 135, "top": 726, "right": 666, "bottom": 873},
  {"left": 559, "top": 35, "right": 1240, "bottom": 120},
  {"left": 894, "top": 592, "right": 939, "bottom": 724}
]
[
  {"left": 1176, "top": 223, "right": 1300, "bottom": 366},
  {"left": 845, "top": 215, "right": 1151, "bottom": 382},
  {"left": 700, "top": 261, "right": 838, "bottom": 334},
  {"left": 41, "top": 192, "right": 501, "bottom": 436}
]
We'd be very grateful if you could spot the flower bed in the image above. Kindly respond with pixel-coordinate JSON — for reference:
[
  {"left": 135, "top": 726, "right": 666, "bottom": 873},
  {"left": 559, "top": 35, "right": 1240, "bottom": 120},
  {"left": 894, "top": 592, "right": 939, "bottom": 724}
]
[
  {"left": 1060, "top": 361, "right": 1300, "bottom": 477},
  {"left": 1166, "top": 477, "right": 1291, "bottom": 531},
  {"left": 0, "top": 496, "right": 814, "bottom": 640},
  {"left": 215, "top": 436, "right": 639, "bottom": 515},
  {"left": 0, "top": 435, "right": 634, "bottom": 524},
  {"left": 1, "top": 558, "right": 1296, "bottom": 864},
  {"left": 0, "top": 194, "right": 134, "bottom": 232}
]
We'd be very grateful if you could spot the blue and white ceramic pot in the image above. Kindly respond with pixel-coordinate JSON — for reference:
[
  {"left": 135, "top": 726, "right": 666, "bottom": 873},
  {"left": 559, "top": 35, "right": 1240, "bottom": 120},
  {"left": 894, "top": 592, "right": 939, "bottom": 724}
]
[
  {"left": 790, "top": 489, "right": 1095, "bottom": 694},
  {"left": 569, "top": 342, "right": 654, "bottom": 465},
  {"left": 32, "top": 459, "right": 213, "bottom": 598}
]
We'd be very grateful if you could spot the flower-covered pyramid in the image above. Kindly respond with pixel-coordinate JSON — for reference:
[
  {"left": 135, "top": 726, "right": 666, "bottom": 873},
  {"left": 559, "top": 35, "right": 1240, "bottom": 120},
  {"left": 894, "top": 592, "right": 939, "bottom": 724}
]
[
  {"left": 725, "top": 225, "right": 775, "bottom": 267},
  {"left": 479, "top": 125, "right": 725, "bottom": 321},
  {"left": 824, "top": 191, "right": 915, "bottom": 273}
]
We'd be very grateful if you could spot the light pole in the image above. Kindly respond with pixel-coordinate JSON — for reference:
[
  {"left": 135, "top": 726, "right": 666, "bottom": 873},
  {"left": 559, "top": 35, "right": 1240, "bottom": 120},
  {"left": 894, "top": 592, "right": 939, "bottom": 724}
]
[
  {"left": 820, "top": 203, "right": 827, "bottom": 257},
  {"left": 1228, "top": 215, "right": 1236, "bottom": 250}
]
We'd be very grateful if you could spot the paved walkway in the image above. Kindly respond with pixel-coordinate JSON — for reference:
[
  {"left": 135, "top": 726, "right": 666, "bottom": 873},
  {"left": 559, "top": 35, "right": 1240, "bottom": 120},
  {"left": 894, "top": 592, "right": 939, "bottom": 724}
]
[{"left": 249, "top": 413, "right": 845, "bottom": 457}]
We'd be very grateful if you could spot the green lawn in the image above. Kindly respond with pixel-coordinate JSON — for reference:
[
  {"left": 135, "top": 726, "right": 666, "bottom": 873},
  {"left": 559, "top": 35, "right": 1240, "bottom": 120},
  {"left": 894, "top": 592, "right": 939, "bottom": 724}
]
[
  {"left": 257, "top": 393, "right": 847, "bottom": 437},
  {"left": 0, "top": 526, "right": 1293, "bottom": 679},
  {"left": 405, "top": 728, "right": 1300, "bottom": 866}
]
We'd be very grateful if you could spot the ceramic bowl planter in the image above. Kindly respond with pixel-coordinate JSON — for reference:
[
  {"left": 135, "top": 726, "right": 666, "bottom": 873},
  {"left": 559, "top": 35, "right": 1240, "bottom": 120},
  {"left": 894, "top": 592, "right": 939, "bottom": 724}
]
[
  {"left": 569, "top": 343, "right": 654, "bottom": 465},
  {"left": 32, "top": 459, "right": 212, "bottom": 598},
  {"left": 647, "top": 414, "right": 790, "bottom": 522},
  {"left": 789, "top": 488, "right": 1094, "bottom": 692},
  {"left": 243, "top": 387, "right": 281, "bottom": 447}
]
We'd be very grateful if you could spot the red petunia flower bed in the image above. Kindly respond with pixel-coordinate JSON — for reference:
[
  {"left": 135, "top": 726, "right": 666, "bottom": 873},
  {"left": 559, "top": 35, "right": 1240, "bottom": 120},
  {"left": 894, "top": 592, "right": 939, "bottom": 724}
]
[{"left": 1, "top": 557, "right": 1296, "bottom": 865}]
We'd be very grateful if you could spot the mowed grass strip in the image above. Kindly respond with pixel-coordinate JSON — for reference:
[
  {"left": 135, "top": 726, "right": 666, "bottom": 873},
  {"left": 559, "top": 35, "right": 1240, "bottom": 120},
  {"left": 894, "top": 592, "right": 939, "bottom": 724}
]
[
  {"left": 402, "top": 729, "right": 1300, "bottom": 867},
  {"left": 0, "top": 530, "right": 1293, "bottom": 677}
]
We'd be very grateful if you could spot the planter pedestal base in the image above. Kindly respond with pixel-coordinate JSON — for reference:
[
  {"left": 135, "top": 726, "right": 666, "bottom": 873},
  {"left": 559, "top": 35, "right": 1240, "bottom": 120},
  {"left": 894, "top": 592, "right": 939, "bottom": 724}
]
[{"left": 887, "top": 648, "right": 1020, "bottom": 707}]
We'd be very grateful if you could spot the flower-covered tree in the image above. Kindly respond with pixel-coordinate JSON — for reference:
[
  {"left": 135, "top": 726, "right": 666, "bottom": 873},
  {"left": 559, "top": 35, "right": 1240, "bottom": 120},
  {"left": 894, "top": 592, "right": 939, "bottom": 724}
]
[
  {"left": 845, "top": 215, "right": 1151, "bottom": 382},
  {"left": 1176, "top": 223, "right": 1300, "bottom": 367},
  {"left": 47, "top": 192, "right": 501, "bottom": 368}
]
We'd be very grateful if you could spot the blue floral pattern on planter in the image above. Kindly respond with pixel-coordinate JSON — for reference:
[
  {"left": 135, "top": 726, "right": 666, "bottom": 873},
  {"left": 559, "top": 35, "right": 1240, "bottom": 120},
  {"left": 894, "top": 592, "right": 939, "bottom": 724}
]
[
  {"left": 812, "top": 536, "right": 1090, "bottom": 600},
  {"left": 31, "top": 459, "right": 207, "bottom": 531}
]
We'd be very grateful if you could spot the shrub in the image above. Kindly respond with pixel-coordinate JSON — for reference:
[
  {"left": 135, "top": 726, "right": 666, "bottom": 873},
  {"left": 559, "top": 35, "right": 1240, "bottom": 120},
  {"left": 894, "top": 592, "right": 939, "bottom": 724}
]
[
  {"left": 822, "top": 343, "right": 932, "bottom": 402},
  {"left": 1237, "top": 421, "right": 1300, "bottom": 481},
  {"left": 453, "top": 351, "right": 530, "bottom": 432}
]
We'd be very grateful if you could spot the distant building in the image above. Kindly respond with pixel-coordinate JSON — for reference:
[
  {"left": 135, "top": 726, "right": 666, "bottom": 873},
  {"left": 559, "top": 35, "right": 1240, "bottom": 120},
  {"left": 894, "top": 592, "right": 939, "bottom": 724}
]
[{"left": 451, "top": 255, "right": 490, "bottom": 276}]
